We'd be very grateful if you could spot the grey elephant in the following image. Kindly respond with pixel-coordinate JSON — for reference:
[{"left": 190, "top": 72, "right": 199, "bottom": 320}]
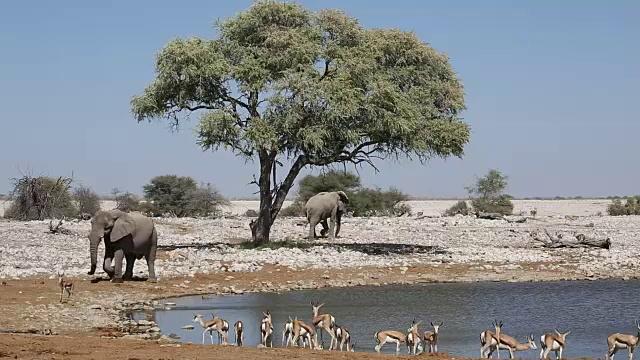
[
  {"left": 87, "top": 209, "right": 158, "bottom": 283},
  {"left": 305, "top": 191, "right": 348, "bottom": 239}
]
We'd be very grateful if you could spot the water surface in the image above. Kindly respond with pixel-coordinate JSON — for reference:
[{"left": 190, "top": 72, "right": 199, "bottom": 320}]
[{"left": 139, "top": 280, "right": 640, "bottom": 358}]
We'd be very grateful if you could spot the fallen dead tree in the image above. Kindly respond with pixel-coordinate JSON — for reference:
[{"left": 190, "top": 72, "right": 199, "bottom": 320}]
[{"left": 530, "top": 229, "right": 611, "bottom": 249}]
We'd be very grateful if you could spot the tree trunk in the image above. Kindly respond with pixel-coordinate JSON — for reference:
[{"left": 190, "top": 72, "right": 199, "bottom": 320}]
[
  {"left": 270, "top": 156, "right": 307, "bottom": 223},
  {"left": 252, "top": 152, "right": 275, "bottom": 245}
]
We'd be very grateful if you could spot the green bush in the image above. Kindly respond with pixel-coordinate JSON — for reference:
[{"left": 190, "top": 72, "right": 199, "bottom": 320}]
[
  {"left": 112, "top": 190, "right": 142, "bottom": 213},
  {"left": 465, "top": 169, "right": 514, "bottom": 215},
  {"left": 608, "top": 197, "right": 640, "bottom": 216},
  {"left": 444, "top": 200, "right": 471, "bottom": 216},
  {"left": 296, "top": 170, "right": 361, "bottom": 204},
  {"left": 472, "top": 195, "right": 514, "bottom": 215},
  {"left": 279, "top": 202, "right": 305, "bottom": 217},
  {"left": 73, "top": 185, "right": 101, "bottom": 216},
  {"left": 186, "top": 183, "right": 228, "bottom": 217},
  {"left": 244, "top": 209, "right": 259, "bottom": 217},
  {"left": 285, "top": 171, "right": 411, "bottom": 218},
  {"left": 350, "top": 187, "right": 411, "bottom": 217},
  {"left": 142, "top": 176, "right": 227, "bottom": 217},
  {"left": 4, "top": 175, "right": 77, "bottom": 220},
  {"left": 143, "top": 175, "right": 197, "bottom": 217}
]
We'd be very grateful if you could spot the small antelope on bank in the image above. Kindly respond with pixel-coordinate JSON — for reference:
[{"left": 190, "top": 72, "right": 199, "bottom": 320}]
[
  {"left": 406, "top": 318, "right": 423, "bottom": 355},
  {"left": 374, "top": 319, "right": 419, "bottom": 355},
  {"left": 290, "top": 317, "right": 318, "bottom": 349},
  {"left": 57, "top": 271, "right": 74, "bottom": 303},
  {"left": 192, "top": 313, "right": 229, "bottom": 345},
  {"left": 260, "top": 311, "right": 274, "bottom": 347},
  {"left": 234, "top": 320, "right": 244, "bottom": 347},
  {"left": 540, "top": 329, "right": 570, "bottom": 359},
  {"left": 488, "top": 333, "right": 537, "bottom": 359},
  {"left": 311, "top": 300, "right": 337, "bottom": 350},
  {"left": 480, "top": 319, "right": 504, "bottom": 358},
  {"left": 423, "top": 321, "right": 443, "bottom": 353},
  {"left": 334, "top": 324, "right": 355, "bottom": 351},
  {"left": 607, "top": 320, "right": 640, "bottom": 360}
]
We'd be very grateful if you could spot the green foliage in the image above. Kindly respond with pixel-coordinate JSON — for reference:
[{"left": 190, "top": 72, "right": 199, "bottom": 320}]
[
  {"left": 142, "top": 176, "right": 227, "bottom": 217},
  {"left": 291, "top": 171, "right": 411, "bottom": 217},
  {"left": 297, "top": 170, "right": 361, "bottom": 204},
  {"left": 244, "top": 209, "right": 259, "bottom": 217},
  {"left": 5, "top": 175, "right": 77, "bottom": 220},
  {"left": 466, "top": 169, "right": 514, "bottom": 215},
  {"left": 131, "top": 0, "right": 468, "bottom": 242},
  {"left": 73, "top": 185, "right": 101, "bottom": 216},
  {"left": 143, "top": 175, "right": 197, "bottom": 217},
  {"left": 472, "top": 195, "right": 514, "bottom": 215},
  {"left": 111, "top": 188, "right": 142, "bottom": 213},
  {"left": 350, "top": 187, "right": 411, "bottom": 217},
  {"left": 279, "top": 202, "right": 305, "bottom": 217},
  {"left": 607, "top": 197, "right": 640, "bottom": 216},
  {"left": 186, "top": 183, "right": 229, "bottom": 217},
  {"left": 444, "top": 200, "right": 470, "bottom": 216}
]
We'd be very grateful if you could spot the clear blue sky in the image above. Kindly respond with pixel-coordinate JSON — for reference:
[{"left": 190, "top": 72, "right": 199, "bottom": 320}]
[{"left": 0, "top": 0, "right": 638, "bottom": 198}]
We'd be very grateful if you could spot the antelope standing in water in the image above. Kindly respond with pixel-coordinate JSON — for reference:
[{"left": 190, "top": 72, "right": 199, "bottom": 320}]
[
  {"left": 192, "top": 313, "right": 229, "bottom": 344},
  {"left": 423, "top": 321, "right": 443, "bottom": 353},
  {"left": 606, "top": 320, "right": 640, "bottom": 360},
  {"left": 374, "top": 319, "right": 419, "bottom": 355},
  {"left": 406, "top": 318, "right": 423, "bottom": 355},
  {"left": 334, "top": 324, "right": 355, "bottom": 351},
  {"left": 311, "top": 300, "right": 337, "bottom": 350},
  {"left": 480, "top": 320, "right": 504, "bottom": 358},
  {"left": 540, "top": 329, "right": 570, "bottom": 359},
  {"left": 260, "top": 311, "right": 274, "bottom": 347},
  {"left": 486, "top": 333, "right": 537, "bottom": 359},
  {"left": 234, "top": 320, "right": 244, "bottom": 346}
]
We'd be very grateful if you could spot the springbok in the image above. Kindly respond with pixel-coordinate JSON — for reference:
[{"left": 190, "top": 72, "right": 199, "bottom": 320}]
[
  {"left": 374, "top": 319, "right": 419, "bottom": 355},
  {"left": 423, "top": 321, "right": 443, "bottom": 353},
  {"left": 406, "top": 318, "right": 423, "bottom": 355},
  {"left": 334, "top": 324, "right": 355, "bottom": 351},
  {"left": 260, "top": 311, "right": 274, "bottom": 347},
  {"left": 192, "top": 313, "right": 229, "bottom": 344},
  {"left": 540, "top": 329, "right": 570, "bottom": 359},
  {"left": 311, "top": 300, "right": 337, "bottom": 350},
  {"left": 291, "top": 317, "right": 319, "bottom": 349},
  {"left": 234, "top": 320, "right": 244, "bottom": 346},
  {"left": 480, "top": 319, "right": 504, "bottom": 358},
  {"left": 607, "top": 320, "right": 640, "bottom": 360},
  {"left": 486, "top": 334, "right": 537, "bottom": 359},
  {"left": 57, "top": 271, "right": 74, "bottom": 303}
]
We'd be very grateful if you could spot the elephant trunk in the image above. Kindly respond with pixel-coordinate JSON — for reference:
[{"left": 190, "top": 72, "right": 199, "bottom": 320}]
[{"left": 88, "top": 231, "right": 102, "bottom": 275}]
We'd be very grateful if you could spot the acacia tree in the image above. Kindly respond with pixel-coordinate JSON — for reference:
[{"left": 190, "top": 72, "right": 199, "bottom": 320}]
[{"left": 131, "top": 0, "right": 469, "bottom": 244}]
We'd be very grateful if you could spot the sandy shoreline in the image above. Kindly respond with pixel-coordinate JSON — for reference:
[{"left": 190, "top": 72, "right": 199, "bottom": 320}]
[{"left": 0, "top": 199, "right": 635, "bottom": 359}]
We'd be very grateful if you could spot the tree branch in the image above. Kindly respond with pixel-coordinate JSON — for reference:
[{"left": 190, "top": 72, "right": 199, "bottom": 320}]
[{"left": 270, "top": 155, "right": 308, "bottom": 223}]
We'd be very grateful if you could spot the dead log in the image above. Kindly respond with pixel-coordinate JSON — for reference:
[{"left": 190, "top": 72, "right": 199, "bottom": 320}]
[
  {"left": 531, "top": 229, "right": 611, "bottom": 249},
  {"left": 476, "top": 212, "right": 505, "bottom": 220}
]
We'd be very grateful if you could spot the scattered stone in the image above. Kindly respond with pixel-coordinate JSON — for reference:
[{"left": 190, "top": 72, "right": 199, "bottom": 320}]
[{"left": 181, "top": 325, "right": 194, "bottom": 330}]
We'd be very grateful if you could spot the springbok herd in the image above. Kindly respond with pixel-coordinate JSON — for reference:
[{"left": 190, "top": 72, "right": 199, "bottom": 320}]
[{"left": 190, "top": 302, "right": 640, "bottom": 359}]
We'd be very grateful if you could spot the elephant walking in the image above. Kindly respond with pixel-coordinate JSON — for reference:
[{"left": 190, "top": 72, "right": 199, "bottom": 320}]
[
  {"left": 87, "top": 210, "right": 158, "bottom": 283},
  {"left": 304, "top": 191, "right": 348, "bottom": 240}
]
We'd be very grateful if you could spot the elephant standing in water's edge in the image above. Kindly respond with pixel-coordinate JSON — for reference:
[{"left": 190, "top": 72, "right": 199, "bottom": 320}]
[
  {"left": 87, "top": 209, "right": 158, "bottom": 283},
  {"left": 305, "top": 191, "right": 348, "bottom": 239}
]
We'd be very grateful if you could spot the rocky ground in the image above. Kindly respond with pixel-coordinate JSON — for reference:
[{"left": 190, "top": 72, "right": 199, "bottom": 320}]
[{"left": 0, "top": 199, "right": 635, "bottom": 359}]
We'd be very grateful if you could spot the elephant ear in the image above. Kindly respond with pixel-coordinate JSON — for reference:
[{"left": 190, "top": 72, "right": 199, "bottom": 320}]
[
  {"left": 336, "top": 191, "right": 349, "bottom": 204},
  {"left": 110, "top": 213, "right": 136, "bottom": 242}
]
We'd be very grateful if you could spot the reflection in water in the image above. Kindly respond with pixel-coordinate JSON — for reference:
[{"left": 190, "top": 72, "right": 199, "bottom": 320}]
[{"left": 139, "top": 280, "right": 640, "bottom": 358}]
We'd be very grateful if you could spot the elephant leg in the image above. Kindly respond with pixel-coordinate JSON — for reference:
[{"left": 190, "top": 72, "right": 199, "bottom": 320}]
[
  {"left": 320, "top": 219, "right": 329, "bottom": 237},
  {"left": 102, "top": 257, "right": 115, "bottom": 278},
  {"left": 112, "top": 249, "right": 125, "bottom": 283},
  {"left": 145, "top": 228, "right": 158, "bottom": 282},
  {"left": 308, "top": 217, "right": 319, "bottom": 239},
  {"left": 123, "top": 254, "right": 135, "bottom": 280},
  {"left": 335, "top": 213, "right": 342, "bottom": 237},
  {"left": 328, "top": 212, "right": 337, "bottom": 239}
]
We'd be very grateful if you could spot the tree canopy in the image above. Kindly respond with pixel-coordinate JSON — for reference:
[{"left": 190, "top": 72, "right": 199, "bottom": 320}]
[{"left": 131, "top": 0, "right": 469, "bottom": 243}]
